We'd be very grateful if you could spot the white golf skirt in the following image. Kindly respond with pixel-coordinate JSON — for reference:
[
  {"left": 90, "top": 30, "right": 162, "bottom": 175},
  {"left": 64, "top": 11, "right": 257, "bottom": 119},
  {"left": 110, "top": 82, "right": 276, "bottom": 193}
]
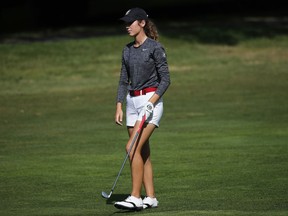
[{"left": 126, "top": 92, "right": 163, "bottom": 127}]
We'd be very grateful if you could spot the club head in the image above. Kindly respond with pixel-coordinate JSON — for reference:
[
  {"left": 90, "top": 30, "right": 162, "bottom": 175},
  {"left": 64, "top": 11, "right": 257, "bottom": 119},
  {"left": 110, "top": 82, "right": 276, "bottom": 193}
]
[{"left": 101, "top": 191, "right": 111, "bottom": 199}]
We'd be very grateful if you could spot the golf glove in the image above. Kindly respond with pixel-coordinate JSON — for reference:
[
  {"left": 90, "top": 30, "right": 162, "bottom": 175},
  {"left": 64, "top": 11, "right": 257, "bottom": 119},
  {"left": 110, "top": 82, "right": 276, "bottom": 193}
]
[{"left": 142, "top": 102, "right": 154, "bottom": 121}]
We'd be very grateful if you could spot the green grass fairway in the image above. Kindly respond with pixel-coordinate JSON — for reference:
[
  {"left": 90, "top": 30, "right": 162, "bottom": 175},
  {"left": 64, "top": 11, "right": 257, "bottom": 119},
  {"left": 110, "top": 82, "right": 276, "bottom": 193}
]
[{"left": 1, "top": 20, "right": 288, "bottom": 215}]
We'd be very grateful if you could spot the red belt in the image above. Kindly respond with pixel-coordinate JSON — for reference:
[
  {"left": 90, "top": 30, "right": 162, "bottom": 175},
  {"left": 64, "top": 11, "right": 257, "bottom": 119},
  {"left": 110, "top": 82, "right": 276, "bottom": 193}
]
[{"left": 129, "top": 87, "right": 157, "bottom": 96}]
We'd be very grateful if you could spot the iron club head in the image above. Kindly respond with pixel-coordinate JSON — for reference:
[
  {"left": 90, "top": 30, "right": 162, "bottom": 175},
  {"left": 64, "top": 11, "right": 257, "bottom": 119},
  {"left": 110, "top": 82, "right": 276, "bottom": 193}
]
[{"left": 101, "top": 191, "right": 111, "bottom": 199}]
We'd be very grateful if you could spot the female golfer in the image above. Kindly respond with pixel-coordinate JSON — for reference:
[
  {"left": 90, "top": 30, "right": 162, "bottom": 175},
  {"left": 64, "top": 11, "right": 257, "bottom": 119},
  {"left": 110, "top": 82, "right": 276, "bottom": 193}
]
[{"left": 114, "top": 7, "right": 170, "bottom": 210}]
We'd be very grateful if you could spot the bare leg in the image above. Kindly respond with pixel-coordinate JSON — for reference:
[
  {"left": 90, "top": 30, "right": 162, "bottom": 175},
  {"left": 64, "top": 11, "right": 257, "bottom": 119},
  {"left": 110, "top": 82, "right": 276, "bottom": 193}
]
[
  {"left": 141, "top": 141, "right": 156, "bottom": 198},
  {"left": 127, "top": 122, "right": 156, "bottom": 198}
]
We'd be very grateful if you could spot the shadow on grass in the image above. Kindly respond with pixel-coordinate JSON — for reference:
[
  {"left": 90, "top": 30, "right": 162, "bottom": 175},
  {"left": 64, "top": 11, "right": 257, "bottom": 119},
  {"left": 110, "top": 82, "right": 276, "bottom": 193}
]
[
  {"left": 1, "top": 16, "right": 287, "bottom": 45},
  {"left": 105, "top": 193, "right": 128, "bottom": 205}
]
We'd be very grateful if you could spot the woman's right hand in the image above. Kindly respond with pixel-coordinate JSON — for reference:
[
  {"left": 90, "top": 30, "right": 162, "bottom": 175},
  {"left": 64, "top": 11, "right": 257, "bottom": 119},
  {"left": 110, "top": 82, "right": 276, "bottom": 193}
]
[{"left": 115, "top": 103, "right": 123, "bottom": 126}]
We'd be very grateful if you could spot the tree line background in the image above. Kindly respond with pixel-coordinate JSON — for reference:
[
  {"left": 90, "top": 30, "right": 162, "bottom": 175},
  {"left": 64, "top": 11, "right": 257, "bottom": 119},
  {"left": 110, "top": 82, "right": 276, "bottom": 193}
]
[{"left": 1, "top": 0, "right": 286, "bottom": 34}]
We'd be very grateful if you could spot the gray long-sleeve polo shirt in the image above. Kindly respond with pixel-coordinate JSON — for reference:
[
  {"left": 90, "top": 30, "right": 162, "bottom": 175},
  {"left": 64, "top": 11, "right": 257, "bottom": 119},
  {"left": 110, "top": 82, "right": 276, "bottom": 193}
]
[{"left": 116, "top": 37, "right": 171, "bottom": 104}]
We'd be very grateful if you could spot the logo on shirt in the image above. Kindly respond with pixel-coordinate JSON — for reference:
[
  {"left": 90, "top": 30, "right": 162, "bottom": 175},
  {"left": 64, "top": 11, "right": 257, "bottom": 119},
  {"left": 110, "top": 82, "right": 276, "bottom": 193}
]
[{"left": 142, "top": 48, "right": 148, "bottom": 52}]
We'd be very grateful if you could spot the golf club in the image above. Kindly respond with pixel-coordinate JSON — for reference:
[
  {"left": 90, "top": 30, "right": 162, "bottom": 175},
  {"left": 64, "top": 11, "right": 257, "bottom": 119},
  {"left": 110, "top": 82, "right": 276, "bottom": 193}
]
[{"left": 101, "top": 114, "right": 146, "bottom": 199}]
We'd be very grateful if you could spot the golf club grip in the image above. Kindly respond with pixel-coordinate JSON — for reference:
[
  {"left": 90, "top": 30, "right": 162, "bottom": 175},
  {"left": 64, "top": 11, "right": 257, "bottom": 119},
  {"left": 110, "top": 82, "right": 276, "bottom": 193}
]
[
  {"left": 139, "top": 114, "right": 146, "bottom": 130},
  {"left": 127, "top": 114, "right": 146, "bottom": 154}
]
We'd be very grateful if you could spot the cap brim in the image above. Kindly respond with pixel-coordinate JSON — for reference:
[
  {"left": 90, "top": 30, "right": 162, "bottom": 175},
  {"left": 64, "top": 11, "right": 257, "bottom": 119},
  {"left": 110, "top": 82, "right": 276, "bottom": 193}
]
[{"left": 119, "top": 16, "right": 135, "bottom": 23}]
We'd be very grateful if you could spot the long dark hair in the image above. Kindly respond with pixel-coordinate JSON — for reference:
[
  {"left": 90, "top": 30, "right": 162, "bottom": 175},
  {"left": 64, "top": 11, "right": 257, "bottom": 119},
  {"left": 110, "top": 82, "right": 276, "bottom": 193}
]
[{"left": 144, "top": 19, "right": 159, "bottom": 41}]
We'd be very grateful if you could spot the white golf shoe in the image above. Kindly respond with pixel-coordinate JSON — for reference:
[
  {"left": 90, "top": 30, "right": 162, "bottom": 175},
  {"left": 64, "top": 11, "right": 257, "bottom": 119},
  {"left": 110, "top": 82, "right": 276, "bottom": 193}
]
[
  {"left": 143, "top": 196, "right": 159, "bottom": 209},
  {"left": 114, "top": 195, "right": 143, "bottom": 211}
]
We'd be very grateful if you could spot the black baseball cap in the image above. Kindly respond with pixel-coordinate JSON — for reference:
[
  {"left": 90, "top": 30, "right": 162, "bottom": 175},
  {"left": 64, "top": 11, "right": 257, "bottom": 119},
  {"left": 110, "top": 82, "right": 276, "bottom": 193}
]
[{"left": 120, "top": 8, "right": 148, "bottom": 23}]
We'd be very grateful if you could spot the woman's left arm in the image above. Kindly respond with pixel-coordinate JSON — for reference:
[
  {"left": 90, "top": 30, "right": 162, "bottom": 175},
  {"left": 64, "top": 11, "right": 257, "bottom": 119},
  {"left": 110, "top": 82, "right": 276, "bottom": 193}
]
[{"left": 151, "top": 45, "right": 171, "bottom": 105}]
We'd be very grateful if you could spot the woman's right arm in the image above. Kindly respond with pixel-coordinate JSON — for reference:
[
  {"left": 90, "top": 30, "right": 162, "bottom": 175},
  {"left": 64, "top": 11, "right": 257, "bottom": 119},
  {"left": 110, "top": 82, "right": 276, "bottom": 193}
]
[{"left": 115, "top": 48, "right": 128, "bottom": 126}]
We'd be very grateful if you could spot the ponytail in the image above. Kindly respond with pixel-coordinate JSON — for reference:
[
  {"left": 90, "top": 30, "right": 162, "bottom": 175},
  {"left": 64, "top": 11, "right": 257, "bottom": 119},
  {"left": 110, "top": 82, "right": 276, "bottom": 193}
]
[{"left": 144, "top": 19, "right": 159, "bottom": 41}]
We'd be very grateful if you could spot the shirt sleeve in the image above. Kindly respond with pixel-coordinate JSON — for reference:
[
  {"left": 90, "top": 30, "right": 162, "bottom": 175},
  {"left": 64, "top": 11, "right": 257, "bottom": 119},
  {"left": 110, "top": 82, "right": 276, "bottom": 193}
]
[
  {"left": 116, "top": 48, "right": 129, "bottom": 104},
  {"left": 153, "top": 45, "right": 171, "bottom": 97}
]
